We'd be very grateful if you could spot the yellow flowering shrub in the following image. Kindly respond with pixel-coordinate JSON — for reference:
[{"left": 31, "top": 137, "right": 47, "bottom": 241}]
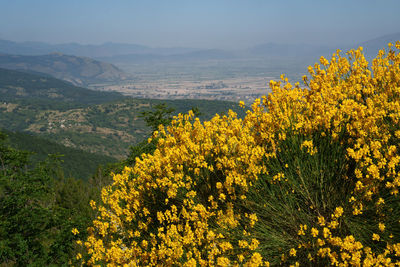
[
  {"left": 82, "top": 110, "right": 267, "bottom": 266},
  {"left": 79, "top": 42, "right": 400, "bottom": 266}
]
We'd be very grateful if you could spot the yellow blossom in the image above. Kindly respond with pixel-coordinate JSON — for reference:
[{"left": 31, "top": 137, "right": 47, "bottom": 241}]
[
  {"left": 311, "top": 227, "right": 319, "bottom": 237},
  {"left": 289, "top": 248, "right": 297, "bottom": 257},
  {"left": 72, "top": 228, "right": 79, "bottom": 235},
  {"left": 372, "top": 233, "right": 380, "bottom": 241}
]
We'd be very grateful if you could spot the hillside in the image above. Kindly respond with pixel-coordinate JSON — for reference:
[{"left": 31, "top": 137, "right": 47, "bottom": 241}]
[
  {"left": 0, "top": 97, "right": 246, "bottom": 159},
  {"left": 2, "top": 129, "right": 116, "bottom": 180},
  {"left": 0, "top": 68, "right": 124, "bottom": 105},
  {"left": 0, "top": 68, "right": 245, "bottom": 159},
  {"left": 0, "top": 53, "right": 129, "bottom": 86}
]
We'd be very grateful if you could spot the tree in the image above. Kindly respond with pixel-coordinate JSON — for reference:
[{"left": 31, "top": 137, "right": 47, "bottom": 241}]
[
  {"left": 0, "top": 131, "right": 96, "bottom": 266},
  {"left": 0, "top": 132, "right": 58, "bottom": 265},
  {"left": 139, "top": 103, "right": 175, "bottom": 132}
]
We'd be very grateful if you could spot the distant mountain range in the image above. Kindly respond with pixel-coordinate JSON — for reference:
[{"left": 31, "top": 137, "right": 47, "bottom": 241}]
[
  {"left": 357, "top": 32, "right": 400, "bottom": 58},
  {"left": 245, "top": 43, "right": 336, "bottom": 60},
  {"left": 0, "top": 39, "right": 198, "bottom": 57},
  {"left": 2, "top": 33, "right": 399, "bottom": 64},
  {"left": 0, "top": 53, "right": 129, "bottom": 86},
  {"left": 0, "top": 33, "right": 398, "bottom": 84},
  {"left": 244, "top": 33, "right": 400, "bottom": 60}
]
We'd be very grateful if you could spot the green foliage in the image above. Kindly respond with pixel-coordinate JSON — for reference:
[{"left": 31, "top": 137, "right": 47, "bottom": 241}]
[
  {"left": 0, "top": 137, "right": 58, "bottom": 265},
  {"left": 0, "top": 70, "right": 249, "bottom": 264},
  {"left": 0, "top": 102, "right": 192, "bottom": 265},
  {"left": 3, "top": 129, "right": 116, "bottom": 180},
  {"left": 241, "top": 132, "right": 353, "bottom": 265},
  {"left": 139, "top": 103, "right": 175, "bottom": 132},
  {"left": 0, "top": 131, "right": 98, "bottom": 266}
]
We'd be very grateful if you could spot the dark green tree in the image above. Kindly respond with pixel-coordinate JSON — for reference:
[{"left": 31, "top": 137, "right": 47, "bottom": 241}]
[
  {"left": 0, "top": 132, "right": 58, "bottom": 265},
  {"left": 139, "top": 103, "right": 175, "bottom": 132},
  {"left": 0, "top": 131, "right": 96, "bottom": 266}
]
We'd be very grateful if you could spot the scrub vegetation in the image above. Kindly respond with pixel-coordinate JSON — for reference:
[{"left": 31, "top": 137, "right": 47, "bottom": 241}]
[
  {"left": 2, "top": 43, "right": 400, "bottom": 266},
  {"left": 80, "top": 43, "right": 400, "bottom": 266}
]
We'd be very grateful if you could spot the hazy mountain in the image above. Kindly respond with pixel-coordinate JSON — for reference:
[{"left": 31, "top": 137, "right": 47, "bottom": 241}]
[
  {"left": 246, "top": 43, "right": 336, "bottom": 59},
  {"left": 0, "top": 53, "right": 129, "bottom": 86},
  {"left": 245, "top": 32, "right": 400, "bottom": 61},
  {"left": 0, "top": 39, "right": 235, "bottom": 64},
  {"left": 0, "top": 39, "right": 197, "bottom": 57},
  {"left": 357, "top": 32, "right": 400, "bottom": 58},
  {"left": 0, "top": 39, "right": 52, "bottom": 55},
  {"left": 1, "top": 32, "right": 399, "bottom": 69}
]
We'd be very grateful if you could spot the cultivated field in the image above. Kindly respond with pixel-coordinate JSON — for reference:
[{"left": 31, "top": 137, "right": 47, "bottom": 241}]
[
  {"left": 89, "top": 58, "right": 308, "bottom": 103},
  {"left": 95, "top": 76, "right": 272, "bottom": 103}
]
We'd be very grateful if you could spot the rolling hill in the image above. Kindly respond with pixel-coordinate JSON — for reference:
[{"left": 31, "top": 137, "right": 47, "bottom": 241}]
[
  {"left": 0, "top": 53, "right": 129, "bottom": 86},
  {"left": 0, "top": 68, "right": 124, "bottom": 105},
  {"left": 0, "top": 68, "right": 246, "bottom": 159},
  {"left": 0, "top": 97, "right": 246, "bottom": 159}
]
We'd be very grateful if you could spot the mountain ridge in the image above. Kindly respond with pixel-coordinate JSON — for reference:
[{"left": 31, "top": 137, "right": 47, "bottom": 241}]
[
  {"left": 0, "top": 39, "right": 198, "bottom": 57},
  {"left": 0, "top": 53, "right": 129, "bottom": 86},
  {"left": 357, "top": 32, "right": 400, "bottom": 58},
  {"left": 2, "top": 32, "right": 399, "bottom": 64}
]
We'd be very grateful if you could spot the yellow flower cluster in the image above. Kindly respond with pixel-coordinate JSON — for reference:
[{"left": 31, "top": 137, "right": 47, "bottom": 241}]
[
  {"left": 82, "top": 110, "right": 268, "bottom": 266},
  {"left": 261, "top": 43, "right": 400, "bottom": 266},
  {"left": 79, "top": 42, "right": 400, "bottom": 266}
]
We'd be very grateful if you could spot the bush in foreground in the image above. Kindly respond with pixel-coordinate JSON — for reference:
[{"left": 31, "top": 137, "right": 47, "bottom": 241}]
[{"left": 79, "top": 43, "right": 400, "bottom": 266}]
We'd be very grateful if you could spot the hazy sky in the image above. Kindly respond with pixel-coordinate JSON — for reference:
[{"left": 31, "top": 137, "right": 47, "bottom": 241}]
[{"left": 1, "top": 0, "right": 399, "bottom": 49}]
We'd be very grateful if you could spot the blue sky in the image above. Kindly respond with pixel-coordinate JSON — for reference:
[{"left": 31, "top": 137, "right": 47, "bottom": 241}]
[{"left": 1, "top": 0, "right": 399, "bottom": 49}]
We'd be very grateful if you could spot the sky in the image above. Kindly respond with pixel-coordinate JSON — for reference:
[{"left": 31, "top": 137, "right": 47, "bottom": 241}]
[{"left": 1, "top": 0, "right": 399, "bottom": 49}]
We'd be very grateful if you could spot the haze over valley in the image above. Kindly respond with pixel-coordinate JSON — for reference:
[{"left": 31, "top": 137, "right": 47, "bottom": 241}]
[
  {"left": 1, "top": 31, "right": 399, "bottom": 160},
  {"left": 2, "top": 32, "right": 400, "bottom": 103}
]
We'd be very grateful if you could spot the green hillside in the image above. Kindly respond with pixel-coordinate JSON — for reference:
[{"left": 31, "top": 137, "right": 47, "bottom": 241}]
[
  {"left": 2, "top": 129, "right": 116, "bottom": 180},
  {"left": 0, "top": 68, "right": 124, "bottom": 105},
  {"left": 0, "top": 68, "right": 246, "bottom": 159},
  {"left": 0, "top": 97, "right": 246, "bottom": 159}
]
